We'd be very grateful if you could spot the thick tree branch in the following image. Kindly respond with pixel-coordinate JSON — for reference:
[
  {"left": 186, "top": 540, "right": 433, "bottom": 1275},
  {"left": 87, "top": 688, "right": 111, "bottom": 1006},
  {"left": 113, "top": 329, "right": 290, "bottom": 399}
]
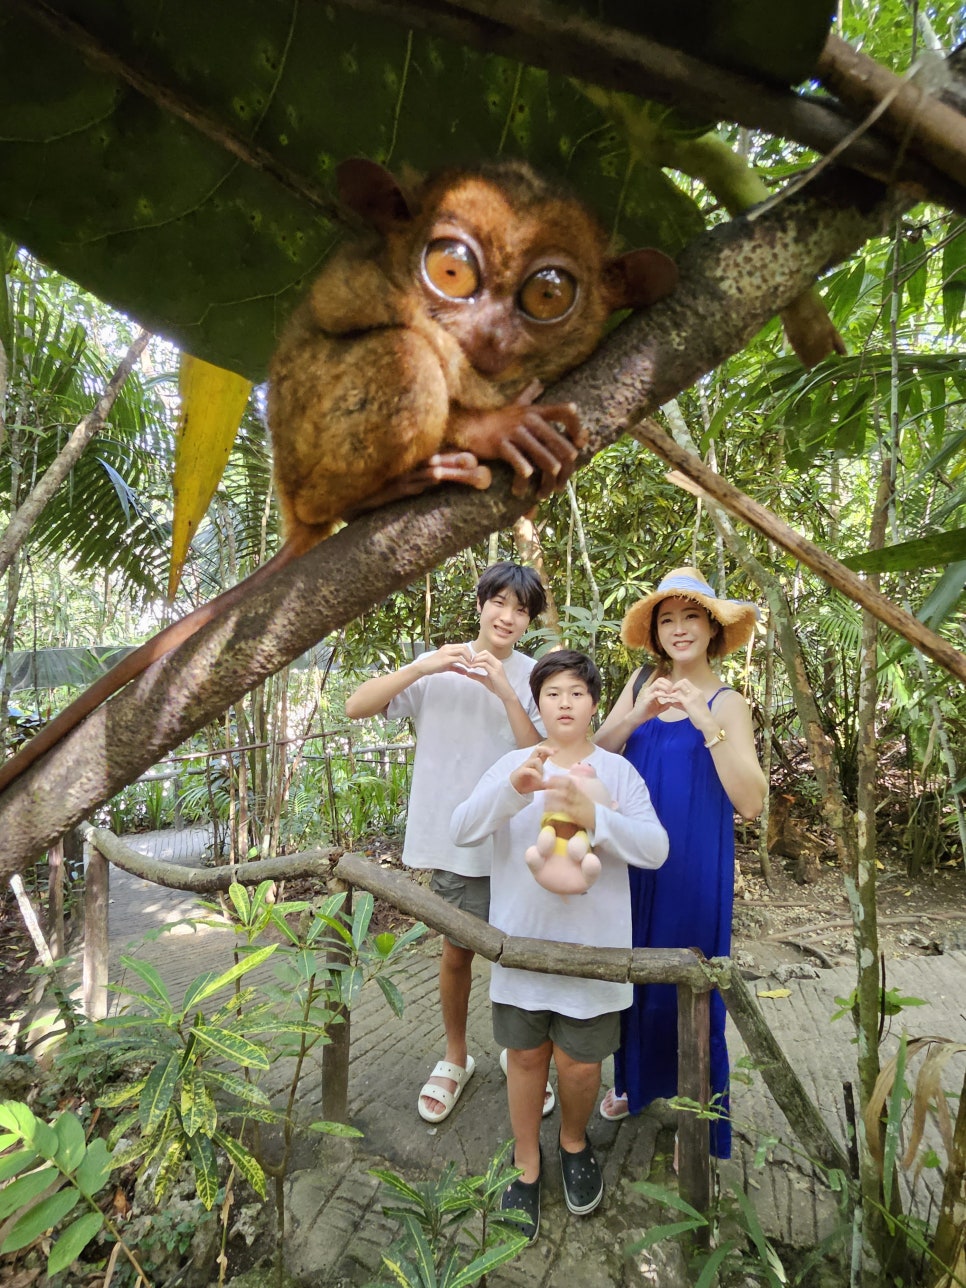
[
  {"left": 817, "top": 34, "right": 966, "bottom": 194},
  {"left": 86, "top": 826, "right": 335, "bottom": 891},
  {"left": 0, "top": 329, "right": 151, "bottom": 578},
  {"left": 0, "top": 168, "right": 913, "bottom": 879}
]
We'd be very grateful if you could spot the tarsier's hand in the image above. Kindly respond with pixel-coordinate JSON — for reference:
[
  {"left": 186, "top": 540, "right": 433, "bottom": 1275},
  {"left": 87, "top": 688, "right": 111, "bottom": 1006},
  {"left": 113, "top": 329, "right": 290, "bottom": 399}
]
[
  {"left": 342, "top": 452, "right": 492, "bottom": 520},
  {"left": 451, "top": 382, "right": 587, "bottom": 499}
]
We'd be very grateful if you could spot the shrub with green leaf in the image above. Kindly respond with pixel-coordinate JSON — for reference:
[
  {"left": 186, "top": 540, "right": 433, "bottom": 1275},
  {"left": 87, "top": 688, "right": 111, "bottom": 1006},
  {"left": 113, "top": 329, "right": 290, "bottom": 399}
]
[
  {"left": 0, "top": 1100, "right": 145, "bottom": 1280},
  {"left": 370, "top": 1140, "right": 530, "bottom": 1288}
]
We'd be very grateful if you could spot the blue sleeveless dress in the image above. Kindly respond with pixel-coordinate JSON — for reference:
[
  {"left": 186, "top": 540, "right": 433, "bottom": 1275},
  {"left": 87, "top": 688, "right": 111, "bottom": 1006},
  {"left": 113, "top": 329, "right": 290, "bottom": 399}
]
[{"left": 614, "top": 688, "right": 734, "bottom": 1158}]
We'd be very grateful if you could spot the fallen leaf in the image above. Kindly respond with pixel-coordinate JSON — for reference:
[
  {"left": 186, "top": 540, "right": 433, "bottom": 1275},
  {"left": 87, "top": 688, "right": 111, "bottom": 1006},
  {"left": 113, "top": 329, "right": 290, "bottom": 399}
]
[{"left": 757, "top": 988, "right": 792, "bottom": 999}]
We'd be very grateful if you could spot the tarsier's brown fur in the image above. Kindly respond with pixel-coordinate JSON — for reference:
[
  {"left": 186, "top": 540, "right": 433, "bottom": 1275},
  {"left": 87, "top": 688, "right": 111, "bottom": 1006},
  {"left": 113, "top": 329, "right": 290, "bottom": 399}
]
[{"left": 0, "top": 159, "right": 677, "bottom": 792}]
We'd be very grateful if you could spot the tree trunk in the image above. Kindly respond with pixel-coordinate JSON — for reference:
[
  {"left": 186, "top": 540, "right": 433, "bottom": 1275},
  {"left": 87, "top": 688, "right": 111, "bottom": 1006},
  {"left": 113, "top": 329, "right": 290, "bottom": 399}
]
[{"left": 852, "top": 443, "right": 891, "bottom": 1284}]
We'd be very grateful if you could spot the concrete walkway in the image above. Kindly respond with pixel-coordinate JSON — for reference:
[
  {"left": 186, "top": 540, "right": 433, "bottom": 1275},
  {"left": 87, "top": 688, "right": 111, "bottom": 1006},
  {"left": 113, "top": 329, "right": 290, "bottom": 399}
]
[{"left": 100, "top": 830, "right": 966, "bottom": 1286}]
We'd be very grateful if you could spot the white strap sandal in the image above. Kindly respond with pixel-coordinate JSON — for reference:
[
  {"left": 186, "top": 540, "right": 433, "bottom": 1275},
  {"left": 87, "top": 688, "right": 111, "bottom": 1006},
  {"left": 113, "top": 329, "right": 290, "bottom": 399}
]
[{"left": 417, "top": 1055, "right": 476, "bottom": 1123}]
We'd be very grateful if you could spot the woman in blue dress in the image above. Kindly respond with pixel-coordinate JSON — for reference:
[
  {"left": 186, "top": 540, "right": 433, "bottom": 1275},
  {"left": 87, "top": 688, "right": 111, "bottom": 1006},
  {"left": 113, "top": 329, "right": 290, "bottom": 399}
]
[{"left": 594, "top": 568, "right": 766, "bottom": 1157}]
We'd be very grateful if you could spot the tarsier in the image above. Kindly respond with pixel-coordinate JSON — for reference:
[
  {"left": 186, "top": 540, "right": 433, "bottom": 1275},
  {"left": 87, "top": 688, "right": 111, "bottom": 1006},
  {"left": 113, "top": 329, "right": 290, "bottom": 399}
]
[
  {"left": 525, "top": 762, "right": 616, "bottom": 896},
  {"left": 0, "top": 158, "right": 677, "bottom": 793}
]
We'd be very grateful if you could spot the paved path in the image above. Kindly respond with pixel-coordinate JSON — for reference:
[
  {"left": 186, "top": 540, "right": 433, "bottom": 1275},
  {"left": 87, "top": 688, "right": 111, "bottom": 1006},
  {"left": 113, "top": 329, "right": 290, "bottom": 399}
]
[{"left": 99, "top": 831, "right": 966, "bottom": 1286}]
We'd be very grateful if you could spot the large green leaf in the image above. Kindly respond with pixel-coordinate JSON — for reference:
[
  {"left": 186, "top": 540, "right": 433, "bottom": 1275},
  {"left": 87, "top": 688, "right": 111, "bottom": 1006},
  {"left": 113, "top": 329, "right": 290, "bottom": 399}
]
[
  {"left": 47, "top": 1211, "right": 105, "bottom": 1277},
  {"left": 0, "top": 2, "right": 710, "bottom": 379},
  {"left": 579, "top": 2, "right": 834, "bottom": 85},
  {"left": 844, "top": 529, "right": 966, "bottom": 574}
]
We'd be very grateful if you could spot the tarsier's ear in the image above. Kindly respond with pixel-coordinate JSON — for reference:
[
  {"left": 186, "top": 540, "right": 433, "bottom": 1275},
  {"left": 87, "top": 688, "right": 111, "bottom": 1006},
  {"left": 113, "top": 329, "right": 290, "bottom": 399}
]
[
  {"left": 336, "top": 158, "right": 413, "bottom": 232},
  {"left": 602, "top": 249, "right": 679, "bottom": 311}
]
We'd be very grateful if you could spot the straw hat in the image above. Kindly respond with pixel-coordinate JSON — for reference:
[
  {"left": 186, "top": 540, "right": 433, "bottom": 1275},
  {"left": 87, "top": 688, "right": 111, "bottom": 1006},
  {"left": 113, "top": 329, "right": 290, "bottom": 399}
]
[{"left": 621, "top": 567, "right": 759, "bottom": 657}]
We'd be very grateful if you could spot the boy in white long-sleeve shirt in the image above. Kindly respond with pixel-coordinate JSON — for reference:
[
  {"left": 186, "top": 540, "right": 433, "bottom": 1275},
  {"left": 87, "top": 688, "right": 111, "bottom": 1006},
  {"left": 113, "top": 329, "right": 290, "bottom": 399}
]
[{"left": 451, "top": 650, "right": 668, "bottom": 1242}]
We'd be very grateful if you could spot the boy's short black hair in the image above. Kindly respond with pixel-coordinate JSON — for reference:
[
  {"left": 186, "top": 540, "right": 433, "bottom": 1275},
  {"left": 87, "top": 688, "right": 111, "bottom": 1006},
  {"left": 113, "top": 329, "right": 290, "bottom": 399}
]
[
  {"left": 476, "top": 561, "right": 546, "bottom": 621},
  {"left": 529, "top": 649, "right": 602, "bottom": 704}
]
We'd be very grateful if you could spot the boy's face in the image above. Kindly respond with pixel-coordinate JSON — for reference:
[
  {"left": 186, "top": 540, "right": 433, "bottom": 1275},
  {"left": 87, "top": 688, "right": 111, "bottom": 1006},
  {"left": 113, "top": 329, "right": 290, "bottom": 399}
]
[
  {"left": 537, "top": 669, "right": 597, "bottom": 741},
  {"left": 476, "top": 588, "right": 531, "bottom": 656}
]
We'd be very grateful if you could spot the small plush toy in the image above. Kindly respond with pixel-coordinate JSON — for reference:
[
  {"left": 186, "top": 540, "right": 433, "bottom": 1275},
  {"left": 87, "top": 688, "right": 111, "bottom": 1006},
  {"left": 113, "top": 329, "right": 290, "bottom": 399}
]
[{"left": 525, "top": 763, "right": 615, "bottom": 895}]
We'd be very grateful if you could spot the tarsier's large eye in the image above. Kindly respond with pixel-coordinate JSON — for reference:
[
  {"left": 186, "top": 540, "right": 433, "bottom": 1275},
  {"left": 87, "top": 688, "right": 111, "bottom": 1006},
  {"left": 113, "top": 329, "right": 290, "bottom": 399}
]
[
  {"left": 423, "top": 239, "right": 481, "bottom": 298},
  {"left": 518, "top": 267, "right": 578, "bottom": 322}
]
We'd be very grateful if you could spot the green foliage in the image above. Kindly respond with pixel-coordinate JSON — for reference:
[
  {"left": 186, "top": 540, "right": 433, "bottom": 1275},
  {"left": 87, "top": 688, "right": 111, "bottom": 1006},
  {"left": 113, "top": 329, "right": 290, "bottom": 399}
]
[
  {"left": 2, "top": 259, "right": 175, "bottom": 602},
  {"left": 100, "top": 776, "right": 175, "bottom": 834},
  {"left": 54, "top": 882, "right": 421, "bottom": 1219},
  {"left": 830, "top": 987, "right": 927, "bottom": 1027},
  {"left": 0, "top": 1100, "right": 128, "bottom": 1278},
  {"left": 629, "top": 1130, "right": 854, "bottom": 1286},
  {"left": 81, "top": 943, "right": 280, "bottom": 1208},
  {"left": 369, "top": 1140, "right": 529, "bottom": 1288},
  {"left": 328, "top": 754, "right": 411, "bottom": 849}
]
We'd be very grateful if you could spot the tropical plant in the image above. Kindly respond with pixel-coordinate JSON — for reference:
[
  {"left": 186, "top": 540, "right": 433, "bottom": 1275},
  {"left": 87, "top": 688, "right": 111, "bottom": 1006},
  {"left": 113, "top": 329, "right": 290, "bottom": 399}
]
[
  {"left": 42, "top": 880, "right": 425, "bottom": 1283},
  {"left": 369, "top": 1140, "right": 530, "bottom": 1288},
  {"left": 0, "top": 1099, "right": 148, "bottom": 1283}
]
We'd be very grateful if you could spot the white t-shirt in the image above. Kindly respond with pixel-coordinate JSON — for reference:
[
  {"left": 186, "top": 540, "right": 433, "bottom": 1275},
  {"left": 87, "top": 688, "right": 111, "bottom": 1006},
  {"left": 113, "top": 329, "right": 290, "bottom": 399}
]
[
  {"left": 450, "top": 746, "right": 669, "bottom": 1017},
  {"left": 388, "top": 648, "right": 540, "bottom": 877}
]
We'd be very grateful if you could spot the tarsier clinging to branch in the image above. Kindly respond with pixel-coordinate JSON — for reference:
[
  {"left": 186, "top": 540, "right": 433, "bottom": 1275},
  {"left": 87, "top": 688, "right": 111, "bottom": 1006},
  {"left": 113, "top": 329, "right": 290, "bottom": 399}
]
[{"left": 0, "top": 158, "right": 678, "bottom": 793}]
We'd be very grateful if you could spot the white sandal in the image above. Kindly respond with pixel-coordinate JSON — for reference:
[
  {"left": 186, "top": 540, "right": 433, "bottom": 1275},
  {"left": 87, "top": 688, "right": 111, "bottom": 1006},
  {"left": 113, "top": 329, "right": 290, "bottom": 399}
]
[
  {"left": 417, "top": 1056, "right": 475, "bottom": 1123},
  {"left": 499, "top": 1048, "right": 556, "bottom": 1117}
]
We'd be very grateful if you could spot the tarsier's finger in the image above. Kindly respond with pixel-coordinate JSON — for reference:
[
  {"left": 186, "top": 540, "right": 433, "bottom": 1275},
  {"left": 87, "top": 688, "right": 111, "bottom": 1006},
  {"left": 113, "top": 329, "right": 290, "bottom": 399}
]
[
  {"left": 429, "top": 459, "right": 493, "bottom": 489},
  {"left": 536, "top": 402, "right": 586, "bottom": 447},
  {"left": 524, "top": 411, "right": 581, "bottom": 458},
  {"left": 499, "top": 439, "right": 536, "bottom": 480},
  {"left": 512, "top": 379, "right": 544, "bottom": 407}
]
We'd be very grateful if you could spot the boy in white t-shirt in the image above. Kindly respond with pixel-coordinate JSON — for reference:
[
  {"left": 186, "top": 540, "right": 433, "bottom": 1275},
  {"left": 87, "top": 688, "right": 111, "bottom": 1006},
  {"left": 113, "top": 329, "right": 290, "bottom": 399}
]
[
  {"left": 345, "top": 562, "right": 546, "bottom": 1122},
  {"left": 451, "top": 651, "right": 668, "bottom": 1242}
]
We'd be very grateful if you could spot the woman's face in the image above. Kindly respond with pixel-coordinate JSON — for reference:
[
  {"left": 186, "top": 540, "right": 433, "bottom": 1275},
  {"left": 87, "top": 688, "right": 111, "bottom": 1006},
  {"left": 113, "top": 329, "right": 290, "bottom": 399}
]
[{"left": 654, "top": 597, "right": 716, "bottom": 663}]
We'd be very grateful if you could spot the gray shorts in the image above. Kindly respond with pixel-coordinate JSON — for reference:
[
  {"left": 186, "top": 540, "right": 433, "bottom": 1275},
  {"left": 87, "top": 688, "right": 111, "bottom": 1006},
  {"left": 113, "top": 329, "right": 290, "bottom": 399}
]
[
  {"left": 429, "top": 869, "right": 490, "bottom": 947},
  {"left": 492, "top": 1002, "right": 621, "bottom": 1064}
]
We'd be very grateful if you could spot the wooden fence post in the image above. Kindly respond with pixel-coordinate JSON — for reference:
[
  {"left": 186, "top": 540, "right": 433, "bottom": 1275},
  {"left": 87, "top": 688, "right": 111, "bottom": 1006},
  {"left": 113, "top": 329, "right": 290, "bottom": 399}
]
[
  {"left": 321, "top": 877, "right": 352, "bottom": 1122},
  {"left": 677, "top": 981, "right": 711, "bottom": 1242},
  {"left": 47, "top": 839, "right": 65, "bottom": 959},
  {"left": 82, "top": 839, "right": 109, "bottom": 1020}
]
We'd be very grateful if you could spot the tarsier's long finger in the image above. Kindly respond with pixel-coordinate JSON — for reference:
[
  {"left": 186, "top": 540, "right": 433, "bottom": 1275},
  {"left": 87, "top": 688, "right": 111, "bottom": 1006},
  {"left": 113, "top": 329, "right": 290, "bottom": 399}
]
[
  {"left": 537, "top": 402, "right": 587, "bottom": 447},
  {"left": 509, "top": 422, "right": 571, "bottom": 476},
  {"left": 428, "top": 458, "right": 492, "bottom": 490},
  {"left": 499, "top": 439, "right": 536, "bottom": 482},
  {"left": 512, "top": 379, "right": 544, "bottom": 408}
]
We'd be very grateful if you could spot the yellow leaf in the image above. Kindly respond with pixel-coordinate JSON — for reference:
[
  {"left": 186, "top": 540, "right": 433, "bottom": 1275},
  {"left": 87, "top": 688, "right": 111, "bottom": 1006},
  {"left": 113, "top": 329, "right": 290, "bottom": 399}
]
[
  {"left": 756, "top": 988, "right": 792, "bottom": 999},
  {"left": 903, "top": 889, "right": 912, "bottom": 897},
  {"left": 169, "top": 355, "right": 253, "bottom": 599},
  {"left": 875, "top": 859, "right": 885, "bottom": 870}
]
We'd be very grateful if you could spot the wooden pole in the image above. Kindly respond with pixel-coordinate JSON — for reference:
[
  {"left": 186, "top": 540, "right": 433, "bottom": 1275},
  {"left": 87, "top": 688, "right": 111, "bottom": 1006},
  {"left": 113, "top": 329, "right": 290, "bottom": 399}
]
[
  {"left": 47, "top": 839, "right": 65, "bottom": 959},
  {"left": 82, "top": 839, "right": 109, "bottom": 1020},
  {"left": 677, "top": 983, "right": 712, "bottom": 1243}
]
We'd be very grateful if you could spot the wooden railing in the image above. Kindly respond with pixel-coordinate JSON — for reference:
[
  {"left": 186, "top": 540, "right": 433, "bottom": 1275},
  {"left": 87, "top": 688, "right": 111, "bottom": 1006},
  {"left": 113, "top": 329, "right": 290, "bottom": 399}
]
[{"left": 71, "top": 831, "right": 849, "bottom": 1236}]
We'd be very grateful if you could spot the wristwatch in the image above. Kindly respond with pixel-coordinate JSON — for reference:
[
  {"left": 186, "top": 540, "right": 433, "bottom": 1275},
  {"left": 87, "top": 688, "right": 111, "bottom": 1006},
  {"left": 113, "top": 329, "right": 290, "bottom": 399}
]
[{"left": 704, "top": 728, "right": 727, "bottom": 749}]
